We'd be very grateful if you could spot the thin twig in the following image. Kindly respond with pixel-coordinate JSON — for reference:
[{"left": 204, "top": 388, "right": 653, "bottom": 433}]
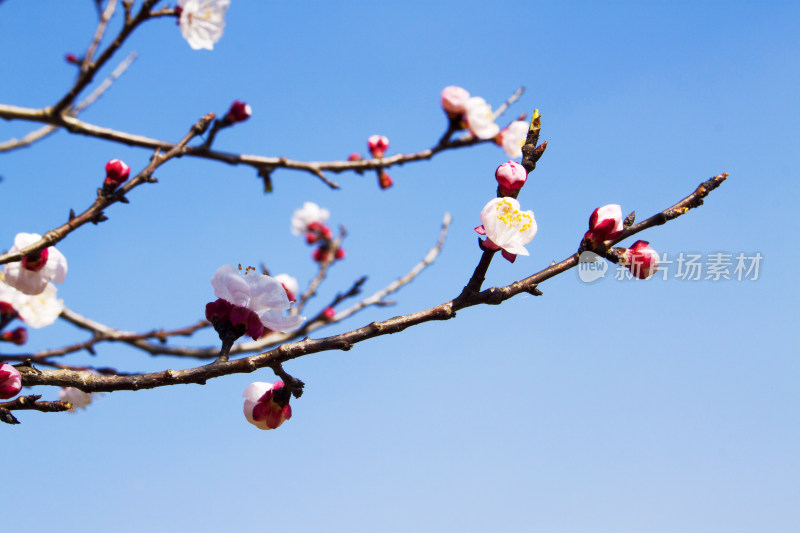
[
  {"left": 0, "top": 52, "right": 137, "bottom": 153},
  {"left": 0, "top": 113, "right": 214, "bottom": 266}
]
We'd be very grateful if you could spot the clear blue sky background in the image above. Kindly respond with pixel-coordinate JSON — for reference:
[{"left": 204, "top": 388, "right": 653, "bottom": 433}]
[{"left": 1, "top": 1, "right": 798, "bottom": 532}]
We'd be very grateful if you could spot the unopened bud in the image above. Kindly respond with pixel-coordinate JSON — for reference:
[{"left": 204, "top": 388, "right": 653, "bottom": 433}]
[
  {"left": 65, "top": 53, "right": 81, "bottom": 65},
  {"left": 623, "top": 240, "right": 659, "bottom": 279},
  {"left": 223, "top": 100, "right": 252, "bottom": 125},
  {"left": 495, "top": 161, "right": 527, "bottom": 196},
  {"left": 104, "top": 159, "right": 130, "bottom": 192},
  {"left": 378, "top": 169, "right": 393, "bottom": 190},
  {"left": 367, "top": 135, "right": 389, "bottom": 158},
  {"left": 322, "top": 307, "right": 335, "bottom": 320},
  {"left": 1, "top": 327, "right": 27, "bottom": 346},
  {"left": 441, "top": 86, "right": 470, "bottom": 117},
  {"left": 0, "top": 363, "right": 22, "bottom": 399}
]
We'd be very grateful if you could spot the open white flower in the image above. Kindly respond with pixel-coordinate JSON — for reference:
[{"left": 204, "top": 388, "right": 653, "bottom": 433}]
[
  {"left": 290, "top": 202, "right": 330, "bottom": 235},
  {"left": 3, "top": 233, "right": 67, "bottom": 296},
  {"left": 178, "top": 0, "right": 230, "bottom": 50},
  {"left": 464, "top": 97, "right": 500, "bottom": 139},
  {"left": 211, "top": 265, "right": 304, "bottom": 334},
  {"left": 0, "top": 279, "right": 63, "bottom": 328},
  {"left": 476, "top": 197, "right": 537, "bottom": 262},
  {"left": 498, "top": 120, "right": 528, "bottom": 158}
]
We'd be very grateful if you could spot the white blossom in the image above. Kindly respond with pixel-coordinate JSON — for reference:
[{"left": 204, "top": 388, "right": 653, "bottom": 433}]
[
  {"left": 290, "top": 202, "right": 330, "bottom": 235},
  {"left": 59, "top": 387, "right": 94, "bottom": 410},
  {"left": 211, "top": 265, "right": 304, "bottom": 333},
  {"left": 0, "top": 279, "right": 63, "bottom": 328},
  {"left": 3, "top": 233, "right": 67, "bottom": 296},
  {"left": 498, "top": 120, "right": 528, "bottom": 158},
  {"left": 464, "top": 97, "right": 500, "bottom": 139},
  {"left": 273, "top": 273, "right": 299, "bottom": 297},
  {"left": 479, "top": 197, "right": 537, "bottom": 258},
  {"left": 178, "top": 0, "right": 230, "bottom": 50}
]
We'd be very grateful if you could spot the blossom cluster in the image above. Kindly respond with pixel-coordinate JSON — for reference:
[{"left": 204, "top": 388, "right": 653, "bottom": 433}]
[
  {"left": 583, "top": 204, "right": 660, "bottom": 279},
  {"left": 291, "top": 202, "right": 345, "bottom": 263},
  {"left": 440, "top": 86, "right": 529, "bottom": 158}
]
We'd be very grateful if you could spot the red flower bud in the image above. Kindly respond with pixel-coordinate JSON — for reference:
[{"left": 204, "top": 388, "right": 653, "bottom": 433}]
[
  {"left": 322, "top": 307, "right": 335, "bottom": 320},
  {"left": 367, "top": 135, "right": 389, "bottom": 158},
  {"left": 1, "top": 327, "right": 27, "bottom": 346},
  {"left": 623, "top": 240, "right": 659, "bottom": 279},
  {"left": 0, "top": 363, "right": 22, "bottom": 399},
  {"left": 224, "top": 100, "right": 252, "bottom": 125},
  {"left": 584, "top": 204, "right": 624, "bottom": 247},
  {"left": 378, "top": 170, "right": 393, "bottom": 190},
  {"left": 104, "top": 159, "right": 130, "bottom": 192}
]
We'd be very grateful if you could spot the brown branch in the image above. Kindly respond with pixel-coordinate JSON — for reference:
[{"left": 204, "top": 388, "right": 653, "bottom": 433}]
[
  {"left": 16, "top": 173, "right": 728, "bottom": 392},
  {"left": 0, "top": 113, "right": 214, "bottom": 266},
  {"left": 0, "top": 103, "right": 490, "bottom": 185},
  {"left": 84, "top": 0, "right": 117, "bottom": 68},
  {"left": 0, "top": 395, "right": 71, "bottom": 425},
  {"left": 51, "top": 0, "right": 159, "bottom": 115}
]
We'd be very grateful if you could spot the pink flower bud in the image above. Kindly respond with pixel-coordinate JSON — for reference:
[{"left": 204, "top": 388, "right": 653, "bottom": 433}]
[
  {"left": 334, "top": 248, "right": 345, "bottom": 260},
  {"left": 243, "top": 381, "right": 292, "bottom": 430},
  {"left": 104, "top": 159, "right": 130, "bottom": 191},
  {"left": 495, "top": 161, "right": 527, "bottom": 195},
  {"left": 584, "top": 204, "right": 624, "bottom": 246},
  {"left": 441, "top": 86, "right": 470, "bottom": 117},
  {"left": 65, "top": 53, "right": 80, "bottom": 65},
  {"left": 0, "top": 363, "right": 22, "bottom": 399},
  {"left": 367, "top": 135, "right": 389, "bottom": 158},
  {"left": 623, "top": 240, "right": 659, "bottom": 279},
  {"left": 348, "top": 153, "right": 362, "bottom": 162},
  {"left": 1, "top": 327, "right": 27, "bottom": 346},
  {"left": 378, "top": 169, "right": 393, "bottom": 190},
  {"left": 224, "top": 100, "right": 252, "bottom": 124},
  {"left": 322, "top": 307, "right": 335, "bottom": 320}
]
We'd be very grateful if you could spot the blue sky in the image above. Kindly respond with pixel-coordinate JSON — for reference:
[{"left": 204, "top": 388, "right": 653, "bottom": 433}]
[{"left": 1, "top": 1, "right": 798, "bottom": 532}]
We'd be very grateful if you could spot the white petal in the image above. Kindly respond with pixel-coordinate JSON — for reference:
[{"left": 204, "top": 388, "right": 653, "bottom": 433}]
[
  {"left": 211, "top": 265, "right": 250, "bottom": 306},
  {"left": 246, "top": 274, "right": 291, "bottom": 312},
  {"left": 258, "top": 309, "right": 305, "bottom": 333}
]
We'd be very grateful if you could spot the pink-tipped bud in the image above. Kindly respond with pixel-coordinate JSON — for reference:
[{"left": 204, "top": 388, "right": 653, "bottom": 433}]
[
  {"left": 348, "top": 153, "right": 362, "bottom": 162},
  {"left": 441, "top": 86, "right": 470, "bottom": 117},
  {"left": 378, "top": 169, "right": 393, "bottom": 190},
  {"left": 0, "top": 363, "right": 22, "bottom": 399},
  {"left": 65, "top": 53, "right": 81, "bottom": 65},
  {"left": 224, "top": 100, "right": 252, "bottom": 125},
  {"left": 322, "top": 307, "right": 335, "bottom": 320},
  {"left": 1, "top": 327, "right": 27, "bottom": 346},
  {"left": 623, "top": 240, "right": 659, "bottom": 279},
  {"left": 243, "top": 381, "right": 292, "bottom": 430},
  {"left": 584, "top": 204, "right": 624, "bottom": 246},
  {"left": 367, "top": 135, "right": 389, "bottom": 158},
  {"left": 104, "top": 159, "right": 130, "bottom": 191},
  {"left": 495, "top": 161, "right": 527, "bottom": 196}
]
